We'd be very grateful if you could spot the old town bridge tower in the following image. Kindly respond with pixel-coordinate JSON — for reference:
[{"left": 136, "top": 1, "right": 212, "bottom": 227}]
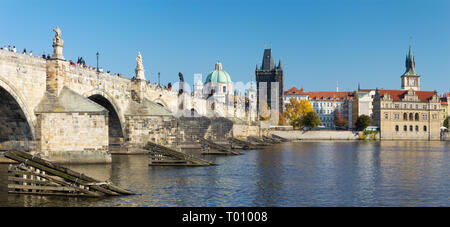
[{"left": 255, "top": 48, "right": 284, "bottom": 117}]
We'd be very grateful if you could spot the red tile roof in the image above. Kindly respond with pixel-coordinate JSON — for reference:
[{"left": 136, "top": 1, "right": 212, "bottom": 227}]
[
  {"left": 284, "top": 86, "right": 308, "bottom": 95},
  {"left": 358, "top": 89, "right": 376, "bottom": 92},
  {"left": 284, "top": 87, "right": 353, "bottom": 101},
  {"left": 307, "top": 91, "right": 353, "bottom": 101},
  {"left": 378, "top": 89, "right": 437, "bottom": 102}
]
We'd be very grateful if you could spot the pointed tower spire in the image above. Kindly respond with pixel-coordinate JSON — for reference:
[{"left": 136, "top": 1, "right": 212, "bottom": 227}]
[
  {"left": 401, "top": 42, "right": 420, "bottom": 91},
  {"left": 278, "top": 59, "right": 282, "bottom": 69},
  {"left": 262, "top": 48, "right": 274, "bottom": 70},
  {"left": 404, "top": 43, "right": 416, "bottom": 75}
]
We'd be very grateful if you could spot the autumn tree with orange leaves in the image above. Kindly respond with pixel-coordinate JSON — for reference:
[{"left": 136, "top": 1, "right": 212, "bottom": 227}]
[{"left": 284, "top": 98, "right": 315, "bottom": 129}]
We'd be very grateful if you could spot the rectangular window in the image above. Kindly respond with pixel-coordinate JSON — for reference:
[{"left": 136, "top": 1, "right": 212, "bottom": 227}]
[{"left": 385, "top": 113, "right": 389, "bottom": 119}]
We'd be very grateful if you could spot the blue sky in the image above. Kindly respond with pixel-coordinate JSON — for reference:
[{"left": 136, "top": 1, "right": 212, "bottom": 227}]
[{"left": 1, "top": 0, "right": 449, "bottom": 94}]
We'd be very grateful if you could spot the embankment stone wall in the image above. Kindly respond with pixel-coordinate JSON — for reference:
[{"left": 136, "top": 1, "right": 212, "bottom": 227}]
[{"left": 271, "top": 130, "right": 360, "bottom": 140}]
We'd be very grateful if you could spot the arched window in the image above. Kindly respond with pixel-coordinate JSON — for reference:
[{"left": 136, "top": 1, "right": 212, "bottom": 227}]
[
  {"left": 403, "top": 113, "right": 407, "bottom": 121},
  {"left": 395, "top": 125, "right": 399, "bottom": 132},
  {"left": 409, "top": 125, "right": 413, "bottom": 131},
  {"left": 423, "top": 126, "right": 427, "bottom": 132},
  {"left": 404, "top": 125, "right": 407, "bottom": 131},
  {"left": 415, "top": 125, "right": 419, "bottom": 132},
  {"left": 409, "top": 113, "right": 413, "bottom": 121},
  {"left": 415, "top": 113, "right": 419, "bottom": 121}
]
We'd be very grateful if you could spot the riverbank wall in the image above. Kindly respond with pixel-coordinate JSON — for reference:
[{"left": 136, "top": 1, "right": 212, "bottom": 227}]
[{"left": 271, "top": 130, "right": 360, "bottom": 140}]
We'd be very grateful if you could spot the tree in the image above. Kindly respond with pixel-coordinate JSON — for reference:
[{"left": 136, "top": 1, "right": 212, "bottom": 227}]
[
  {"left": 284, "top": 98, "right": 314, "bottom": 129},
  {"left": 333, "top": 111, "right": 349, "bottom": 130},
  {"left": 278, "top": 112, "right": 287, "bottom": 126},
  {"left": 300, "top": 111, "right": 322, "bottom": 129},
  {"left": 444, "top": 116, "right": 449, "bottom": 128},
  {"left": 259, "top": 101, "right": 270, "bottom": 121},
  {"left": 355, "top": 115, "right": 372, "bottom": 131}
]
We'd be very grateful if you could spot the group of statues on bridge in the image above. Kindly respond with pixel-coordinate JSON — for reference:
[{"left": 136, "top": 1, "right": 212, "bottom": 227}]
[{"left": 50, "top": 27, "right": 184, "bottom": 93}]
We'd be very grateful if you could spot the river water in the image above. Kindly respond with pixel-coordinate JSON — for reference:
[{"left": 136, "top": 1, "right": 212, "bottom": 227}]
[{"left": 0, "top": 141, "right": 449, "bottom": 207}]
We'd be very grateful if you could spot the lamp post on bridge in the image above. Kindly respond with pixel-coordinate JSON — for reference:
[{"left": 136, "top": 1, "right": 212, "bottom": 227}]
[
  {"left": 96, "top": 52, "right": 99, "bottom": 73},
  {"left": 96, "top": 52, "right": 100, "bottom": 89}
]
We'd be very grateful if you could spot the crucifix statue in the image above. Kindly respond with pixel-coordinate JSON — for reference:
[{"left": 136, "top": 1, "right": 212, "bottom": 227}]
[{"left": 52, "top": 26, "right": 64, "bottom": 60}]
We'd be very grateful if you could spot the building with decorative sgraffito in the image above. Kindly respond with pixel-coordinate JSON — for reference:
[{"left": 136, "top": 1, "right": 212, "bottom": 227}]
[{"left": 373, "top": 44, "right": 441, "bottom": 140}]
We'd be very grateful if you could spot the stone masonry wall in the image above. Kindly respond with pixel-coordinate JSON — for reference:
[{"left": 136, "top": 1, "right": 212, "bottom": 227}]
[
  {"left": 36, "top": 112, "right": 110, "bottom": 163},
  {"left": 232, "top": 125, "right": 260, "bottom": 138},
  {"left": 271, "top": 130, "right": 360, "bottom": 140},
  {"left": 176, "top": 117, "right": 234, "bottom": 143},
  {"left": 124, "top": 115, "right": 178, "bottom": 148}
]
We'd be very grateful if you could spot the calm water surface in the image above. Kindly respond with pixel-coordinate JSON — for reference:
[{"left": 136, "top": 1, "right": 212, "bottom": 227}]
[{"left": 0, "top": 141, "right": 449, "bottom": 207}]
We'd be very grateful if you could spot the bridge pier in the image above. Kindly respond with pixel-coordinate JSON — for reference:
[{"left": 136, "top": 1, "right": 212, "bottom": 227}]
[{"left": 34, "top": 87, "right": 111, "bottom": 164}]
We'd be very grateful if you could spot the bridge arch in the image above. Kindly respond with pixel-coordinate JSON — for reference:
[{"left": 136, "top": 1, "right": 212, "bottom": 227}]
[
  {"left": 83, "top": 90, "right": 125, "bottom": 147},
  {"left": 0, "top": 75, "right": 35, "bottom": 149}
]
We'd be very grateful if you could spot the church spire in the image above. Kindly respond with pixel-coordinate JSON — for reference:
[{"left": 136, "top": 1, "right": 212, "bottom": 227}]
[{"left": 404, "top": 43, "right": 416, "bottom": 76}]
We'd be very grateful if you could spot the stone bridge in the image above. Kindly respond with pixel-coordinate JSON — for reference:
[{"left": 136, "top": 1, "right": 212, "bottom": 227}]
[{"left": 0, "top": 28, "right": 257, "bottom": 163}]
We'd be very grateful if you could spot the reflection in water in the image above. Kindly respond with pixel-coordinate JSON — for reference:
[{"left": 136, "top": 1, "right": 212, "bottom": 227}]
[{"left": 0, "top": 141, "right": 449, "bottom": 207}]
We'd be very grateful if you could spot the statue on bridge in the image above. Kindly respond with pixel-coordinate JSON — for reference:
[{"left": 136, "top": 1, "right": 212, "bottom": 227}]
[
  {"left": 135, "top": 52, "right": 146, "bottom": 81},
  {"left": 178, "top": 72, "right": 185, "bottom": 96},
  {"left": 52, "top": 26, "right": 64, "bottom": 60},
  {"left": 178, "top": 72, "right": 184, "bottom": 82}
]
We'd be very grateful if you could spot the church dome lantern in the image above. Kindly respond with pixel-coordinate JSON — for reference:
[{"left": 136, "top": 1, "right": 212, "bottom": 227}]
[{"left": 205, "top": 61, "right": 232, "bottom": 84}]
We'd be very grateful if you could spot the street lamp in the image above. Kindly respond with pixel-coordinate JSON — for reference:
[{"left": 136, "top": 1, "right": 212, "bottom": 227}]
[
  {"left": 158, "top": 72, "right": 160, "bottom": 86},
  {"left": 96, "top": 52, "right": 99, "bottom": 72}
]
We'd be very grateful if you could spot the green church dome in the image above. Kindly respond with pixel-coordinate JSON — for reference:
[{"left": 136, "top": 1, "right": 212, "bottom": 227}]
[{"left": 205, "top": 61, "right": 232, "bottom": 84}]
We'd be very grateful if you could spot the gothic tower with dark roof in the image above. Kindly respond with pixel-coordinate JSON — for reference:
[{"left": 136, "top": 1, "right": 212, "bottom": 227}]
[{"left": 255, "top": 48, "right": 284, "bottom": 117}]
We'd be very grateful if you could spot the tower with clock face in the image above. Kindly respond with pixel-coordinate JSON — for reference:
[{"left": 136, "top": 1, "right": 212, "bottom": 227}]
[{"left": 401, "top": 44, "right": 420, "bottom": 91}]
